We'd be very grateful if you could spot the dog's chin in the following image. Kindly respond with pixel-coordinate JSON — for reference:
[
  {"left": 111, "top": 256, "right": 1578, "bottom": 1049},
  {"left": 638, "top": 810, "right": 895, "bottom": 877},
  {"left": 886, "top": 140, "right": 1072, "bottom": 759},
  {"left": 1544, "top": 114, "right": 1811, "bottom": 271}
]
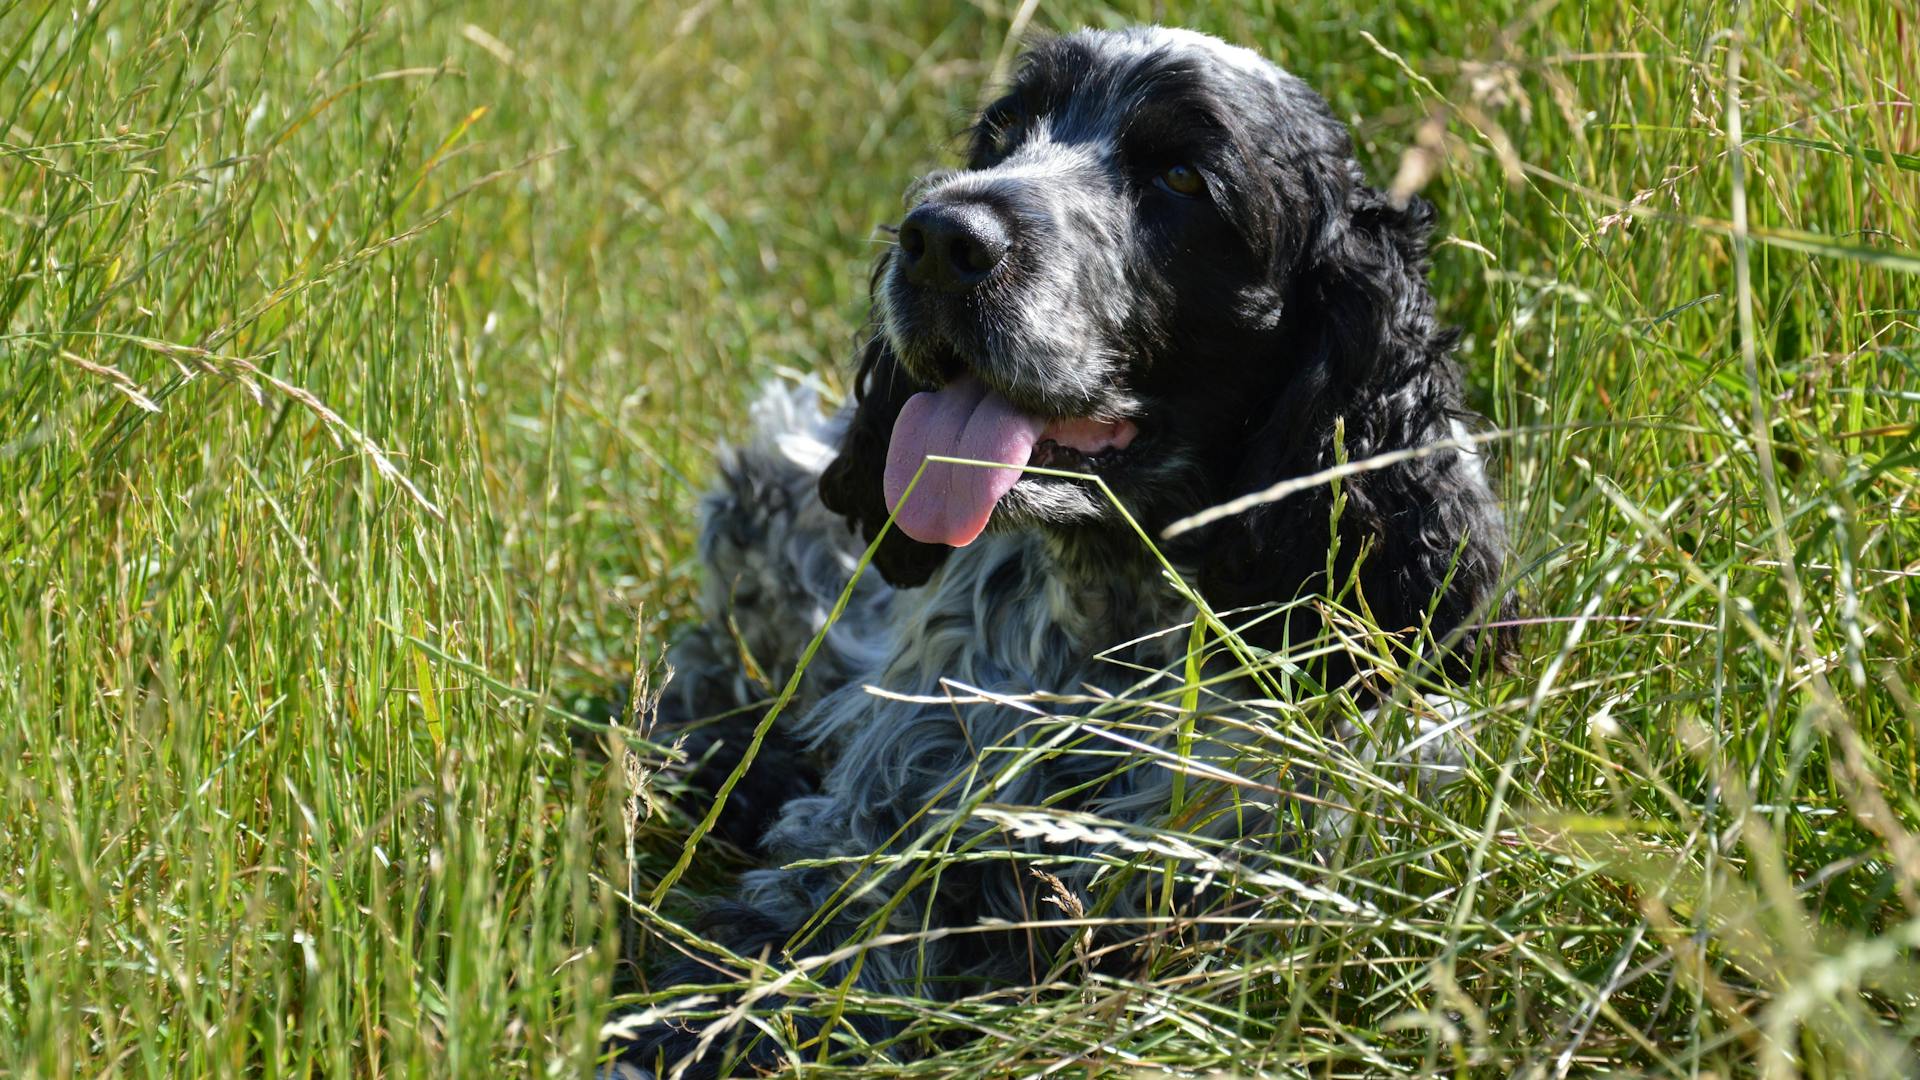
[
  {"left": 989, "top": 473, "right": 1111, "bottom": 532},
  {"left": 982, "top": 437, "right": 1177, "bottom": 538},
  {"left": 981, "top": 429, "right": 1220, "bottom": 558}
]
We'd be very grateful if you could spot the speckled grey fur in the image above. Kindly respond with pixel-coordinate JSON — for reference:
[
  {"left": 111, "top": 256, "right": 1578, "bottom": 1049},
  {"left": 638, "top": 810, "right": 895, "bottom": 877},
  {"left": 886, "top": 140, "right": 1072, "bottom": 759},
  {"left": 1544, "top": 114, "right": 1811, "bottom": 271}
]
[{"left": 658, "top": 381, "right": 896, "bottom": 728}]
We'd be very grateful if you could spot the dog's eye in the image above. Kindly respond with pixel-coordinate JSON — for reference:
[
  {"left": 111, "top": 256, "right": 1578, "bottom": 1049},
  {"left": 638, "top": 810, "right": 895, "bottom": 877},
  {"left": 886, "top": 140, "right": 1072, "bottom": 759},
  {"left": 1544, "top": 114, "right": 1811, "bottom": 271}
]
[{"left": 1155, "top": 164, "right": 1206, "bottom": 198}]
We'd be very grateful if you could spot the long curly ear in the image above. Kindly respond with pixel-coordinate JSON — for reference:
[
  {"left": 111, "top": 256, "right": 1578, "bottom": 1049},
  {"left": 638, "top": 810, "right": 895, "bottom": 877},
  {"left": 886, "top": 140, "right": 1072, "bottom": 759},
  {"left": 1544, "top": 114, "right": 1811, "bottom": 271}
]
[
  {"left": 1199, "top": 181, "right": 1511, "bottom": 682},
  {"left": 819, "top": 331, "right": 952, "bottom": 588}
]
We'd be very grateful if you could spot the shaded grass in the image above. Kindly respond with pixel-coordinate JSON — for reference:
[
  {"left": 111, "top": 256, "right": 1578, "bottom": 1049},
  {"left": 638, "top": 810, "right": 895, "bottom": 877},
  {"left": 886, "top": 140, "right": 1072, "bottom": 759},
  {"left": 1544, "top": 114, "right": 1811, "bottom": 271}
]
[{"left": 2, "top": 0, "right": 1918, "bottom": 1075}]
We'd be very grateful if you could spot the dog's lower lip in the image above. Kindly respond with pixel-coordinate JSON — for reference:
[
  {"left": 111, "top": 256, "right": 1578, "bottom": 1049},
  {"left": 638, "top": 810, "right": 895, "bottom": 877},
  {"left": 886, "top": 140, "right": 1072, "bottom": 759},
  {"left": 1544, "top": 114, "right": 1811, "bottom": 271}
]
[{"left": 1025, "top": 434, "right": 1141, "bottom": 473}]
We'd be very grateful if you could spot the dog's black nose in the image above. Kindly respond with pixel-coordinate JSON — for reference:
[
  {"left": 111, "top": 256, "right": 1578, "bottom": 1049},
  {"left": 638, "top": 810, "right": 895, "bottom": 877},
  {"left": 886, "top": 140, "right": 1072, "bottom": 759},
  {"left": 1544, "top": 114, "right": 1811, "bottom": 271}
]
[{"left": 896, "top": 202, "right": 1010, "bottom": 291}]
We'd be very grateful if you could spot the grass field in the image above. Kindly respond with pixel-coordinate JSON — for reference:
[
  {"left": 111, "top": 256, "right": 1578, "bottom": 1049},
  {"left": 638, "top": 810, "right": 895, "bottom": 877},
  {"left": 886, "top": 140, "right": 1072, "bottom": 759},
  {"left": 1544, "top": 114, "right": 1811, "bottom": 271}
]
[{"left": 4, "top": 0, "right": 1919, "bottom": 1075}]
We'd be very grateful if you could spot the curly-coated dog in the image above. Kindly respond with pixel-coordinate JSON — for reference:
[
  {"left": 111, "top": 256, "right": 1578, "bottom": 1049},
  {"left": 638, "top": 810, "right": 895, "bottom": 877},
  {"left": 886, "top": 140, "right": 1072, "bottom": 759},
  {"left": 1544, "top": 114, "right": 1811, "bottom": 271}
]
[{"left": 606, "top": 26, "right": 1509, "bottom": 1077}]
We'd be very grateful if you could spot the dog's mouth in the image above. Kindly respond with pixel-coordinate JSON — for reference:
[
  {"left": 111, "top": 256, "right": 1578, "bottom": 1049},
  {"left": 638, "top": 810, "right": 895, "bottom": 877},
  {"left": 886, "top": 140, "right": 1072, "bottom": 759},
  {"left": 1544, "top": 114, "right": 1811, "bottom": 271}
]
[{"left": 882, "top": 374, "right": 1138, "bottom": 547}]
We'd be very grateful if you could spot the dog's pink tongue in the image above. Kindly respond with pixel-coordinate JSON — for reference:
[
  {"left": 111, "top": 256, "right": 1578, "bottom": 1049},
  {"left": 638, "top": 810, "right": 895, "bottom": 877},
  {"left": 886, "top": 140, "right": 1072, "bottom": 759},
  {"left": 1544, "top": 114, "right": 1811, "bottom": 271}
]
[{"left": 883, "top": 375, "right": 1047, "bottom": 547}]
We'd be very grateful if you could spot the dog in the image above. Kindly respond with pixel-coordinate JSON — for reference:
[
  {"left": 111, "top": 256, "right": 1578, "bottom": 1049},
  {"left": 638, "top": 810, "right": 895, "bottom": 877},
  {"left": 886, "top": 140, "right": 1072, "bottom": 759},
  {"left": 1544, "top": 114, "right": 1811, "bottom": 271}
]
[{"left": 606, "top": 26, "right": 1509, "bottom": 1077}]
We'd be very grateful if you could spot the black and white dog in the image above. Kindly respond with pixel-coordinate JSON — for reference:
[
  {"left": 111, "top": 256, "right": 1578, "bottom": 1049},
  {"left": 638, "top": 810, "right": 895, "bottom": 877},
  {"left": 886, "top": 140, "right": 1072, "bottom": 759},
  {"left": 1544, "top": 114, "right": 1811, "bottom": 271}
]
[{"left": 609, "top": 26, "right": 1508, "bottom": 1077}]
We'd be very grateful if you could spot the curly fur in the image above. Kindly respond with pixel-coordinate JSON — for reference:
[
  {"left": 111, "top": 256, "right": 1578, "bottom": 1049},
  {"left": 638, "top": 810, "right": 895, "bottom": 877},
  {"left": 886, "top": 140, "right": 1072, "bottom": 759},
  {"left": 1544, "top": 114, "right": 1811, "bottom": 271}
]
[{"left": 608, "top": 27, "right": 1511, "bottom": 1077}]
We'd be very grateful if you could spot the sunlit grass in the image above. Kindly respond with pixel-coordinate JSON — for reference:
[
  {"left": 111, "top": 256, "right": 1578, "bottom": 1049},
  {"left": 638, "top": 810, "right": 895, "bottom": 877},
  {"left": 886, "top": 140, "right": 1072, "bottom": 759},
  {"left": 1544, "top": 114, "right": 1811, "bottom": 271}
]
[{"left": 2, "top": 0, "right": 1917, "bottom": 1075}]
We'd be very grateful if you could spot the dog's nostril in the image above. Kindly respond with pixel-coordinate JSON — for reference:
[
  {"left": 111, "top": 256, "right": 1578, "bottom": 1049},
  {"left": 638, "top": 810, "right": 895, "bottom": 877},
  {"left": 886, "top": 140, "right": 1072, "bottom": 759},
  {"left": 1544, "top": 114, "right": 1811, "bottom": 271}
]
[
  {"left": 951, "top": 229, "right": 1009, "bottom": 275},
  {"left": 898, "top": 222, "right": 926, "bottom": 261},
  {"left": 897, "top": 201, "right": 1010, "bottom": 292}
]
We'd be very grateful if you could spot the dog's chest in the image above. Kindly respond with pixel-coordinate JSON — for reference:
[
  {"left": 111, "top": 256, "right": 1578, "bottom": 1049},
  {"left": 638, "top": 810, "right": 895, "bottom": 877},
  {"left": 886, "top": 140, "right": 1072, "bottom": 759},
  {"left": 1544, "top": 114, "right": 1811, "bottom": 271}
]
[{"left": 796, "top": 534, "right": 1183, "bottom": 751}]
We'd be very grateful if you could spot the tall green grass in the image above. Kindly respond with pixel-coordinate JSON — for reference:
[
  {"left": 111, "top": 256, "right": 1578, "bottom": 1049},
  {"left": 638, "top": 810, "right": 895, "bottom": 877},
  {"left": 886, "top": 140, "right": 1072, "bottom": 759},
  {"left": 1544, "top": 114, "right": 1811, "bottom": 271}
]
[{"left": 2, "top": 0, "right": 1916, "bottom": 1075}]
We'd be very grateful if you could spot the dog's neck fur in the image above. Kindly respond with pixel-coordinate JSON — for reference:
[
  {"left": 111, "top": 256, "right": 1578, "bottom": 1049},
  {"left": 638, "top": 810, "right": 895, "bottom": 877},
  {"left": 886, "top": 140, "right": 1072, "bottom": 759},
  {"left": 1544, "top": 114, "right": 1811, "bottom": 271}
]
[{"left": 1040, "top": 527, "right": 1180, "bottom": 636}]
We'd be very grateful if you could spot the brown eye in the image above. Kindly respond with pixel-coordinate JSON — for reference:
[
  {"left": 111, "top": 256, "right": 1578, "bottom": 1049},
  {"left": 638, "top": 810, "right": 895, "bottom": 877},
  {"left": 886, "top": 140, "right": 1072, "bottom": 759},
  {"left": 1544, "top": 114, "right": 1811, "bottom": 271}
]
[{"left": 1157, "top": 164, "right": 1205, "bottom": 197}]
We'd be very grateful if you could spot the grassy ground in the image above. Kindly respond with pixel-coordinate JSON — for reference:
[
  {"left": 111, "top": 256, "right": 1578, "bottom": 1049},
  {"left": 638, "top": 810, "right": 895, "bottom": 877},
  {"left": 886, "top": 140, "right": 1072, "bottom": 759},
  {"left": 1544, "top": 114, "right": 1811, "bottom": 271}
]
[{"left": 3, "top": 0, "right": 1918, "bottom": 1075}]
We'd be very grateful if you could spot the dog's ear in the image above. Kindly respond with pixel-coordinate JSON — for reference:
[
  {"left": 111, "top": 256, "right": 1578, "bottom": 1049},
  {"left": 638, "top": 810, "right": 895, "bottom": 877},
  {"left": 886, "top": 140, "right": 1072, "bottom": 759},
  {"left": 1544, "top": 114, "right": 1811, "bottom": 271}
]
[
  {"left": 1198, "top": 178, "right": 1511, "bottom": 680},
  {"left": 819, "top": 331, "right": 952, "bottom": 588}
]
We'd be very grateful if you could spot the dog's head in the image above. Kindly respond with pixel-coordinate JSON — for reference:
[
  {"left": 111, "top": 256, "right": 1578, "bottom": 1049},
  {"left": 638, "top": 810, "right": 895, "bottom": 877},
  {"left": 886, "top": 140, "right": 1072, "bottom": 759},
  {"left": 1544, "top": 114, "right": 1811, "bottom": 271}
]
[{"left": 822, "top": 27, "right": 1506, "bottom": 664}]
